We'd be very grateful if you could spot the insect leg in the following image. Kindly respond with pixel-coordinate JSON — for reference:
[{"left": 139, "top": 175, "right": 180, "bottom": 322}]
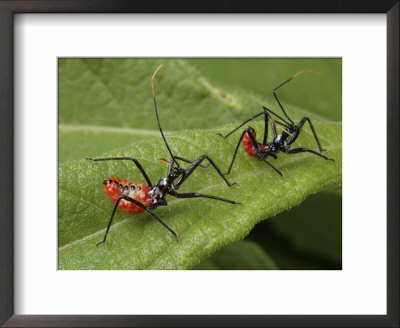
[
  {"left": 173, "top": 156, "right": 210, "bottom": 169},
  {"left": 262, "top": 107, "right": 270, "bottom": 145},
  {"left": 246, "top": 132, "right": 283, "bottom": 176},
  {"left": 285, "top": 147, "right": 334, "bottom": 161},
  {"left": 262, "top": 106, "right": 291, "bottom": 126},
  {"left": 168, "top": 190, "right": 240, "bottom": 205},
  {"left": 225, "top": 130, "right": 249, "bottom": 175},
  {"left": 123, "top": 195, "right": 178, "bottom": 241},
  {"left": 268, "top": 112, "right": 278, "bottom": 139},
  {"left": 86, "top": 157, "right": 153, "bottom": 187},
  {"left": 294, "top": 117, "right": 326, "bottom": 152},
  {"left": 97, "top": 196, "right": 124, "bottom": 246},
  {"left": 175, "top": 154, "right": 235, "bottom": 188},
  {"left": 98, "top": 195, "right": 178, "bottom": 245},
  {"left": 263, "top": 107, "right": 295, "bottom": 140},
  {"left": 217, "top": 110, "right": 265, "bottom": 139},
  {"left": 258, "top": 156, "right": 283, "bottom": 177}
]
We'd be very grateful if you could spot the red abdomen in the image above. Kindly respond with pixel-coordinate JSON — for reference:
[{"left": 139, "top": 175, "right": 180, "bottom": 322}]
[
  {"left": 242, "top": 130, "right": 265, "bottom": 158},
  {"left": 103, "top": 177, "right": 152, "bottom": 214}
]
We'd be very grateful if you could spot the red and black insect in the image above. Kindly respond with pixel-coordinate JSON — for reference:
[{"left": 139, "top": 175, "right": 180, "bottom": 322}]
[
  {"left": 87, "top": 65, "right": 240, "bottom": 246},
  {"left": 217, "top": 70, "right": 334, "bottom": 177}
]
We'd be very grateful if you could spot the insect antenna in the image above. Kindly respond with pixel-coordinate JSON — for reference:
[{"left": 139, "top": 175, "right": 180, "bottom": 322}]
[
  {"left": 293, "top": 69, "right": 323, "bottom": 79},
  {"left": 152, "top": 65, "right": 179, "bottom": 167},
  {"left": 273, "top": 69, "right": 323, "bottom": 125}
]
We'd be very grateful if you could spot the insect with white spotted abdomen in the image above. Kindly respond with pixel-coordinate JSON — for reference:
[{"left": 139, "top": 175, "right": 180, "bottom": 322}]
[{"left": 87, "top": 65, "right": 240, "bottom": 246}]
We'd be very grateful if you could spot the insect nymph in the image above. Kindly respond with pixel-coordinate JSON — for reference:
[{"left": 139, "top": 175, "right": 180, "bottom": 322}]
[
  {"left": 217, "top": 70, "right": 334, "bottom": 177},
  {"left": 87, "top": 65, "right": 240, "bottom": 246}
]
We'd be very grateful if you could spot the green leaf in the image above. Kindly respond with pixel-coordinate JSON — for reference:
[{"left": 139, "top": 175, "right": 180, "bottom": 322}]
[
  {"left": 58, "top": 121, "right": 341, "bottom": 270},
  {"left": 193, "top": 240, "right": 279, "bottom": 270},
  {"left": 59, "top": 58, "right": 256, "bottom": 131}
]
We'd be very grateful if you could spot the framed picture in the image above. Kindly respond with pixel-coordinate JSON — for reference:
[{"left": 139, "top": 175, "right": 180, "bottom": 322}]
[
  {"left": 58, "top": 57, "right": 342, "bottom": 271},
  {"left": 1, "top": 1, "right": 398, "bottom": 327}
]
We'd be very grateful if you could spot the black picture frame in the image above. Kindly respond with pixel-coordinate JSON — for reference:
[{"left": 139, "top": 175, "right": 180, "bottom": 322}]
[{"left": 0, "top": 1, "right": 398, "bottom": 327}]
